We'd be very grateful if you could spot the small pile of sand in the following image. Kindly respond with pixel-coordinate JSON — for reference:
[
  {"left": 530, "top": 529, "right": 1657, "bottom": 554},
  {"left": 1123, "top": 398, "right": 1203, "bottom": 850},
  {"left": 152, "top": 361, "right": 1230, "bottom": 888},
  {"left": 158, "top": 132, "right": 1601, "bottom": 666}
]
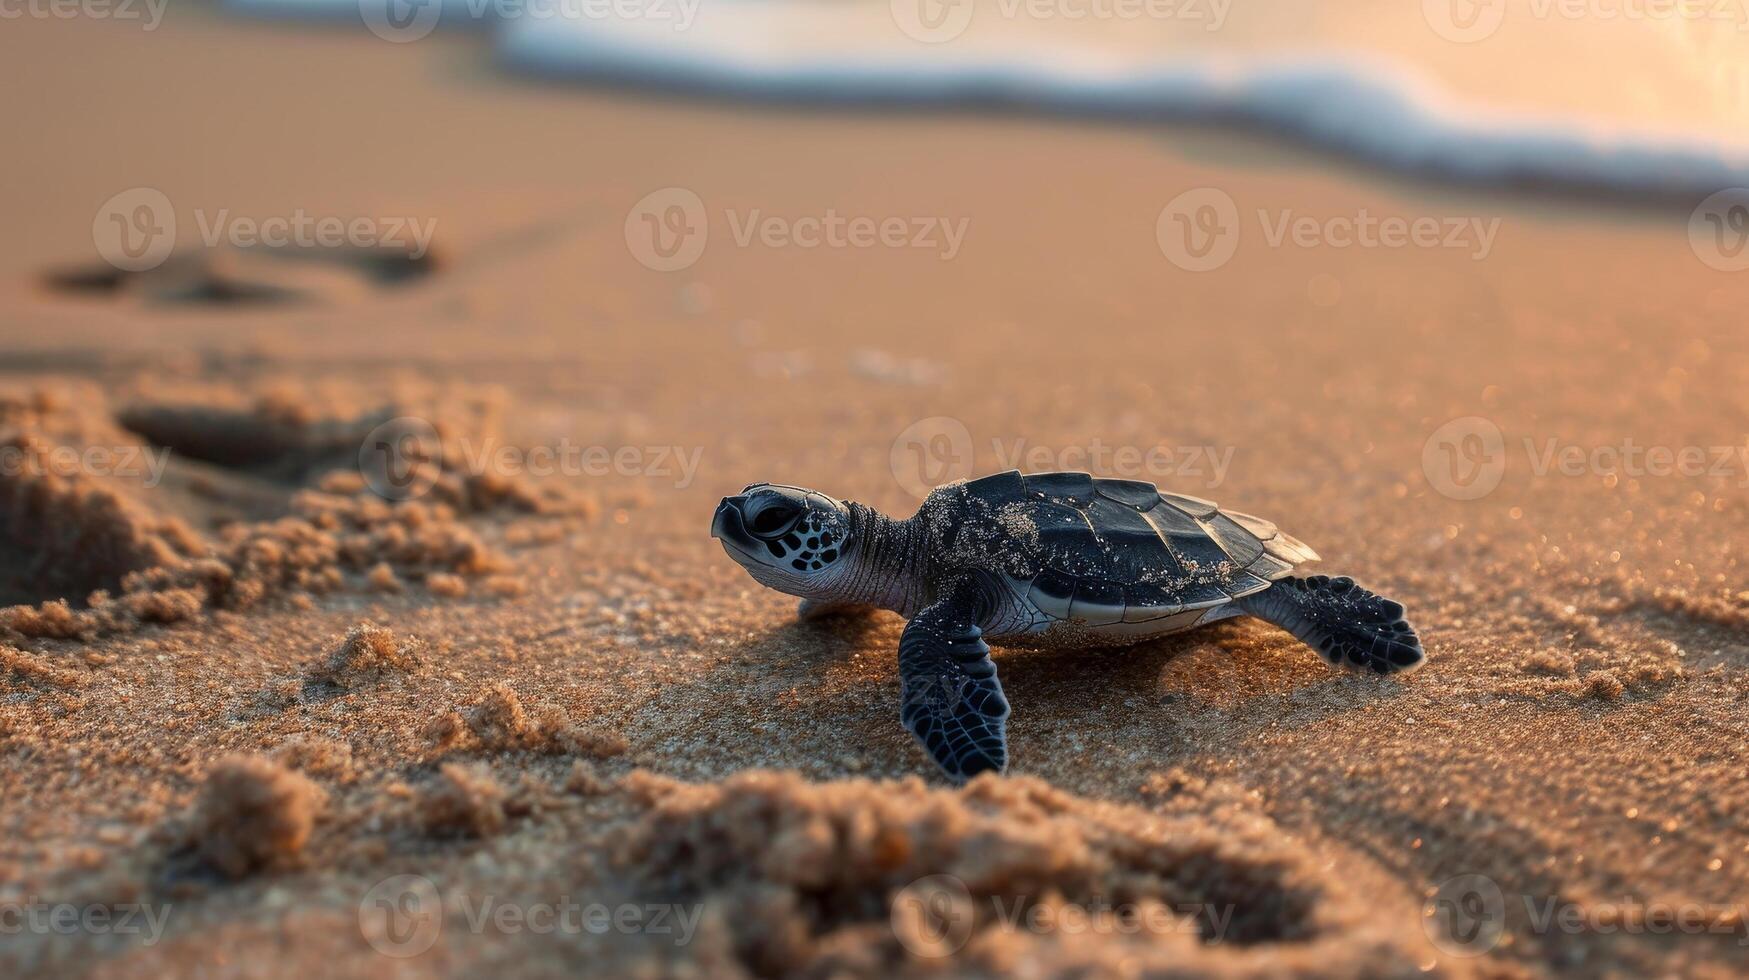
[
  {"left": 0, "top": 428, "right": 204, "bottom": 610},
  {"left": 420, "top": 762, "right": 508, "bottom": 839},
  {"left": 607, "top": 770, "right": 1428, "bottom": 977},
  {"left": 185, "top": 755, "right": 326, "bottom": 879},
  {"left": 438, "top": 682, "right": 629, "bottom": 759},
  {"left": 0, "top": 382, "right": 568, "bottom": 642},
  {"left": 0, "top": 642, "right": 86, "bottom": 690},
  {"left": 271, "top": 737, "right": 357, "bottom": 783},
  {"left": 308, "top": 622, "right": 424, "bottom": 689}
]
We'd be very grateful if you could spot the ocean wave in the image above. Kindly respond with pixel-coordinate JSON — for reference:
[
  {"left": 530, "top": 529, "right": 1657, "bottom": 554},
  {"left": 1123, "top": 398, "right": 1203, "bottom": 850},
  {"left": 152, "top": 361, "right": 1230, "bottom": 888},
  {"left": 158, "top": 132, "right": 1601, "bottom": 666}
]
[{"left": 227, "top": 0, "right": 1749, "bottom": 201}]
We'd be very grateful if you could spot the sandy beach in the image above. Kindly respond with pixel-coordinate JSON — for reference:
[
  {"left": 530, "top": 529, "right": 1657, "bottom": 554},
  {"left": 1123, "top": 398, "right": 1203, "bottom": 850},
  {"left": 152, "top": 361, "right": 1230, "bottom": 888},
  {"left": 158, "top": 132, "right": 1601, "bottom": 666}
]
[{"left": 1, "top": 8, "right": 1746, "bottom": 978}]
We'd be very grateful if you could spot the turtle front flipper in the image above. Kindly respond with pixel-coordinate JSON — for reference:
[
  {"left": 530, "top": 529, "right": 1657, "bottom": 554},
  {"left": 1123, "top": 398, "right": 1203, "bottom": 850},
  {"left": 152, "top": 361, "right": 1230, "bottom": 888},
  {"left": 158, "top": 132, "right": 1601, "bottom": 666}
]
[
  {"left": 1235, "top": 575, "right": 1424, "bottom": 674},
  {"left": 898, "top": 574, "right": 1010, "bottom": 783}
]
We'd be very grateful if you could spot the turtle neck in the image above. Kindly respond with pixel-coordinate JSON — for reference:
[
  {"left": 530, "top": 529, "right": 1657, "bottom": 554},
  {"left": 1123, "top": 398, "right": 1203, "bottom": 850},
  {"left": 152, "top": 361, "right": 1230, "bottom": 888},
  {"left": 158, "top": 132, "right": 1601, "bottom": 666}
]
[{"left": 822, "top": 502, "right": 932, "bottom": 617}]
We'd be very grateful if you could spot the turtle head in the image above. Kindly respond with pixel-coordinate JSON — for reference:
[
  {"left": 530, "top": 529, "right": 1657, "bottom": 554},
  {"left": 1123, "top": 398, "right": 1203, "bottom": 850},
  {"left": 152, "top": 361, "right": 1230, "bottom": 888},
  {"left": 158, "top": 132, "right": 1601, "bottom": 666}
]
[{"left": 712, "top": 483, "right": 855, "bottom": 597}]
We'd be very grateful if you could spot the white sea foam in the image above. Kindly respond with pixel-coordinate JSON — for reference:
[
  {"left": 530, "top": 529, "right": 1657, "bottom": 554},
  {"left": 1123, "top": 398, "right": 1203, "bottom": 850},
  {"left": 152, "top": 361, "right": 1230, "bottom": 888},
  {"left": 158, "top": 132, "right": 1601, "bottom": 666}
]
[{"left": 226, "top": 0, "right": 1749, "bottom": 200}]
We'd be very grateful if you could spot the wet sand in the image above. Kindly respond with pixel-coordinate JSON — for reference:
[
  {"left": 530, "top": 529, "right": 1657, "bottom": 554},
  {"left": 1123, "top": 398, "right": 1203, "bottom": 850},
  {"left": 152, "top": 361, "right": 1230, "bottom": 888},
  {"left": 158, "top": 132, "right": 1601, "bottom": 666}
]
[{"left": 1, "top": 11, "right": 1746, "bottom": 979}]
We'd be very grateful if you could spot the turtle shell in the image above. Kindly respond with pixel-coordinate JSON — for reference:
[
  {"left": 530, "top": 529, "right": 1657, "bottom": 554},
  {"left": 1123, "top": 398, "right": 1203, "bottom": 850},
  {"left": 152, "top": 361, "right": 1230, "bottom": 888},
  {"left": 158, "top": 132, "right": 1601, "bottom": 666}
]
[{"left": 957, "top": 470, "right": 1319, "bottom": 628}]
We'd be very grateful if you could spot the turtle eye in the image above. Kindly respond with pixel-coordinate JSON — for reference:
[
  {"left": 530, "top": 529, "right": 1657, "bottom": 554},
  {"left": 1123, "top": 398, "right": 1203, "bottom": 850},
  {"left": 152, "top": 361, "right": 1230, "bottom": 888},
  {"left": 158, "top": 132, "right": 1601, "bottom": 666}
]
[{"left": 746, "top": 498, "right": 804, "bottom": 539}]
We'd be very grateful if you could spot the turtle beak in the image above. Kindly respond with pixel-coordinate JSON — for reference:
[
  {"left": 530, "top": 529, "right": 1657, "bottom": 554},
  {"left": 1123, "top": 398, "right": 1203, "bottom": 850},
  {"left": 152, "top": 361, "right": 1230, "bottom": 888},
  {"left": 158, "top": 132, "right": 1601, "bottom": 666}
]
[{"left": 712, "top": 495, "right": 752, "bottom": 546}]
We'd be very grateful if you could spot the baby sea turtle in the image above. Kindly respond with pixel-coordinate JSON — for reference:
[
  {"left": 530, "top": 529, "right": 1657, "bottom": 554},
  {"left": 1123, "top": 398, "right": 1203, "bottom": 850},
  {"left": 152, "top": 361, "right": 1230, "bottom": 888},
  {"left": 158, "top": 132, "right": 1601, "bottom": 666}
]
[{"left": 712, "top": 471, "right": 1423, "bottom": 782}]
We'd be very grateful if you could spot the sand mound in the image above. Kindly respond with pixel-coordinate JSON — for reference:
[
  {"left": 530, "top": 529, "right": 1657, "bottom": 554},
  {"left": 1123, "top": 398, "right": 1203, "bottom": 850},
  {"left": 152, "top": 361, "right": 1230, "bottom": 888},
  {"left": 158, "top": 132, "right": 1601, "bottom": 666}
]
[
  {"left": 0, "top": 395, "right": 204, "bottom": 608},
  {"left": 0, "top": 642, "right": 87, "bottom": 690},
  {"left": 308, "top": 621, "right": 425, "bottom": 689},
  {"left": 608, "top": 770, "right": 1433, "bottom": 978},
  {"left": 420, "top": 762, "right": 511, "bottom": 839},
  {"left": 183, "top": 756, "right": 326, "bottom": 879},
  {"left": 0, "top": 382, "right": 584, "bottom": 643},
  {"left": 427, "top": 682, "right": 629, "bottom": 759}
]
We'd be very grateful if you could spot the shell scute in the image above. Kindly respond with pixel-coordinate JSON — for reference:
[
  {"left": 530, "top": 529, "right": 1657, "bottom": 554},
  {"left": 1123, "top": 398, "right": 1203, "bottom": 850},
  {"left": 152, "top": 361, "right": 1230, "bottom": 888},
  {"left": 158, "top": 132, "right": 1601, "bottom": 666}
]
[
  {"left": 963, "top": 469, "right": 1027, "bottom": 500},
  {"left": 1221, "top": 568, "right": 1272, "bottom": 598},
  {"left": 1200, "top": 513, "right": 1265, "bottom": 566},
  {"left": 952, "top": 472, "right": 1314, "bottom": 618},
  {"left": 1228, "top": 510, "right": 1278, "bottom": 539},
  {"left": 1022, "top": 471, "right": 1097, "bottom": 505},
  {"left": 1160, "top": 491, "right": 1219, "bottom": 519},
  {"left": 1248, "top": 551, "right": 1297, "bottom": 579},
  {"left": 1069, "top": 579, "right": 1126, "bottom": 625},
  {"left": 1086, "top": 497, "right": 1182, "bottom": 581},
  {"left": 1095, "top": 478, "right": 1162, "bottom": 510}
]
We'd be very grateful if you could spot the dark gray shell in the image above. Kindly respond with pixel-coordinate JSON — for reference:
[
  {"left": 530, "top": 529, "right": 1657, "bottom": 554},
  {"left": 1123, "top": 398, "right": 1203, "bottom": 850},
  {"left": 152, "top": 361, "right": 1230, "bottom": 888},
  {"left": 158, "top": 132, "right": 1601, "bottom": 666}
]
[{"left": 950, "top": 470, "right": 1319, "bottom": 628}]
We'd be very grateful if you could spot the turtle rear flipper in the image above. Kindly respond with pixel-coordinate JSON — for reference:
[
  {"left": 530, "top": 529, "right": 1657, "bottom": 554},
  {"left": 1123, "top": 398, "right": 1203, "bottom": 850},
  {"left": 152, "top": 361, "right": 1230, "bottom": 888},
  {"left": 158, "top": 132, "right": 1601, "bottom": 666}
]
[{"left": 1236, "top": 575, "right": 1423, "bottom": 674}]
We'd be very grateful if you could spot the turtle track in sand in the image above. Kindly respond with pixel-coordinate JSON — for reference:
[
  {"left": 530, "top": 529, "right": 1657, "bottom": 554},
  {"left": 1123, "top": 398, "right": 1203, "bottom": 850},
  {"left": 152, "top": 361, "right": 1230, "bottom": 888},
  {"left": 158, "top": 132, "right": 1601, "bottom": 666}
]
[{"left": 0, "top": 378, "right": 584, "bottom": 650}]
